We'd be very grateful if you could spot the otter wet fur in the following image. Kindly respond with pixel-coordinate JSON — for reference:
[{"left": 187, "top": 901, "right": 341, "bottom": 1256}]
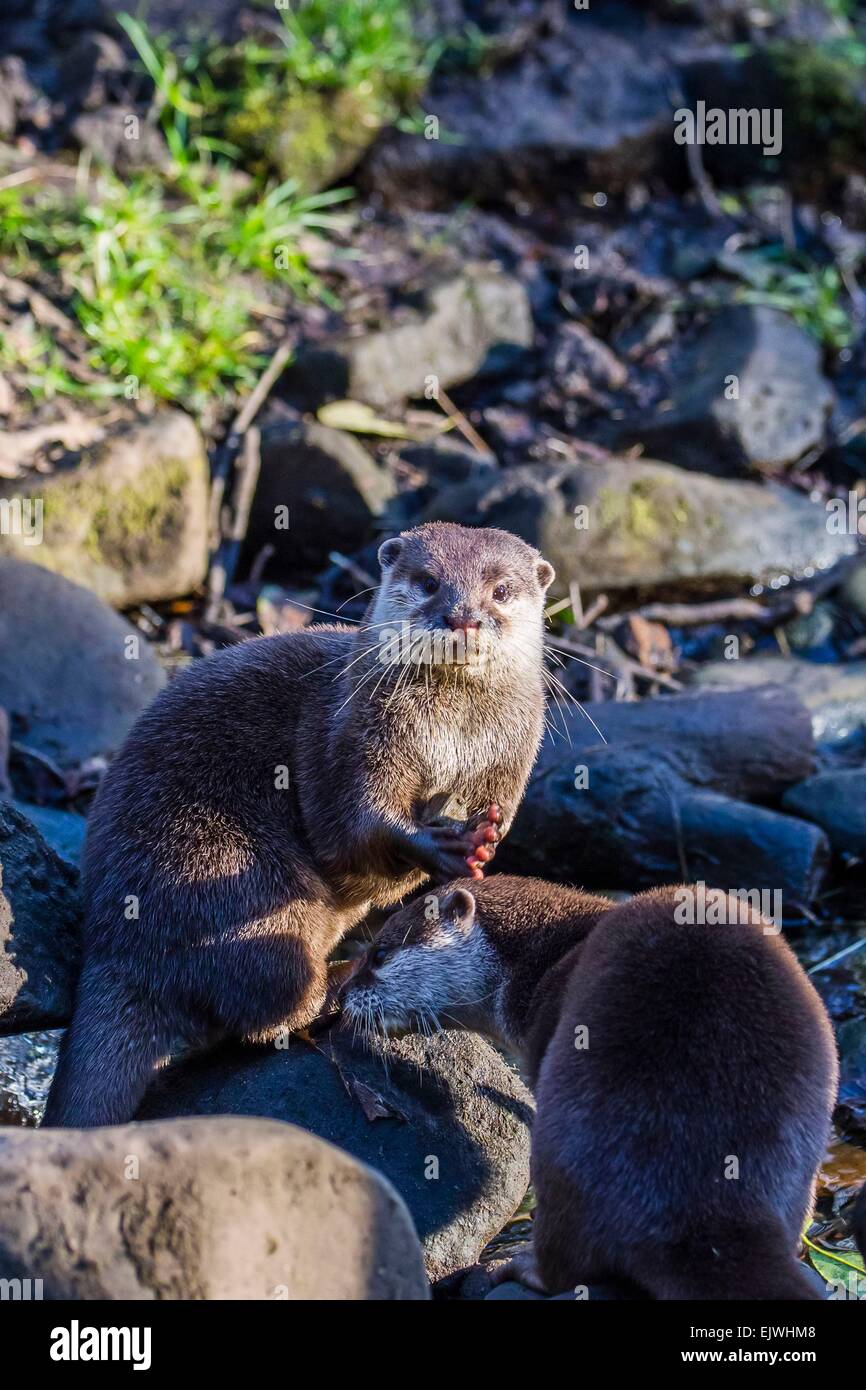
[
  {"left": 343, "top": 876, "right": 839, "bottom": 1300},
  {"left": 43, "top": 523, "right": 555, "bottom": 1128}
]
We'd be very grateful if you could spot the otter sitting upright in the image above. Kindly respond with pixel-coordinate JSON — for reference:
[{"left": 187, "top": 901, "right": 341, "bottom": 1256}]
[
  {"left": 43, "top": 524, "right": 554, "bottom": 1128},
  {"left": 344, "top": 876, "right": 838, "bottom": 1300}
]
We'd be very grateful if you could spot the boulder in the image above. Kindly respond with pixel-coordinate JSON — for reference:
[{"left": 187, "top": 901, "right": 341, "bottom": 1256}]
[
  {"left": 281, "top": 269, "right": 533, "bottom": 410},
  {"left": 782, "top": 770, "right": 866, "bottom": 857},
  {"left": 0, "top": 557, "right": 165, "bottom": 768},
  {"left": 621, "top": 307, "right": 834, "bottom": 476},
  {"left": 240, "top": 420, "right": 396, "bottom": 580},
  {"left": 0, "top": 1117, "right": 429, "bottom": 1299},
  {"left": 499, "top": 685, "right": 829, "bottom": 905},
  {"left": 420, "top": 455, "right": 855, "bottom": 599},
  {"left": 0, "top": 410, "right": 209, "bottom": 606},
  {"left": 137, "top": 1028, "right": 534, "bottom": 1282},
  {"left": 0, "top": 802, "right": 80, "bottom": 1036},
  {"left": 690, "top": 657, "right": 866, "bottom": 748},
  {"left": 363, "top": 15, "right": 677, "bottom": 207}
]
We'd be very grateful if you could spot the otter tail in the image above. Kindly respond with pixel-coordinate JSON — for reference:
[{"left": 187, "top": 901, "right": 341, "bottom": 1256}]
[
  {"left": 632, "top": 1224, "right": 823, "bottom": 1301},
  {"left": 42, "top": 963, "right": 169, "bottom": 1128}
]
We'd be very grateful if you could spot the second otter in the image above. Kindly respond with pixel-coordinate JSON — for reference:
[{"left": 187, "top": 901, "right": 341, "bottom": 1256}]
[
  {"left": 344, "top": 875, "right": 839, "bottom": 1300},
  {"left": 43, "top": 523, "right": 554, "bottom": 1128}
]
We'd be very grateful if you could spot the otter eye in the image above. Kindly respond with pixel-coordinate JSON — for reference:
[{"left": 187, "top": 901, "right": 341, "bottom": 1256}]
[
  {"left": 492, "top": 582, "right": 512, "bottom": 603},
  {"left": 369, "top": 944, "right": 390, "bottom": 969},
  {"left": 419, "top": 574, "right": 439, "bottom": 595}
]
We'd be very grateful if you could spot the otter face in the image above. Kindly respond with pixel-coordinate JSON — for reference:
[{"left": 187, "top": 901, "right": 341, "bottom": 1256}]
[
  {"left": 342, "top": 887, "right": 494, "bottom": 1037},
  {"left": 367, "top": 523, "right": 554, "bottom": 677}
]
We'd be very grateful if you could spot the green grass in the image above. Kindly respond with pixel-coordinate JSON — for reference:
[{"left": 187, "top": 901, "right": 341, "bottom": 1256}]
[
  {"left": 0, "top": 3, "right": 466, "bottom": 411},
  {"left": 118, "top": 2, "right": 442, "bottom": 173},
  {"left": 0, "top": 171, "right": 351, "bottom": 411},
  {"left": 732, "top": 247, "right": 855, "bottom": 350}
]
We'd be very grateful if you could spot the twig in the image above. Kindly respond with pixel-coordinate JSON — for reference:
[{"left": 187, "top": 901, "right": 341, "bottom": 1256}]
[{"left": 433, "top": 386, "right": 493, "bottom": 457}]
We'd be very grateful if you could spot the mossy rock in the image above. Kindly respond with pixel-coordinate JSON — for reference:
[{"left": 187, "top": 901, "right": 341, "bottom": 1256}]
[
  {"left": 226, "top": 82, "right": 384, "bottom": 191},
  {"left": 0, "top": 410, "right": 209, "bottom": 607}
]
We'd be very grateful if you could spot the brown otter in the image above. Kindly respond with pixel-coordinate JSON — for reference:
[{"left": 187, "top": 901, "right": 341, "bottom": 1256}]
[
  {"left": 343, "top": 875, "right": 839, "bottom": 1300},
  {"left": 42, "top": 524, "right": 554, "bottom": 1128}
]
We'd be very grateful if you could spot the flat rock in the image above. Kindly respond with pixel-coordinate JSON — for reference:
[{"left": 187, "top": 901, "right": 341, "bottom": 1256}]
[
  {"left": 622, "top": 307, "right": 834, "bottom": 476},
  {"left": 0, "top": 802, "right": 80, "bottom": 1036},
  {"left": 0, "top": 409, "right": 209, "bottom": 606},
  {"left": 0, "top": 1116, "right": 429, "bottom": 1299},
  {"left": 782, "top": 770, "right": 866, "bottom": 856},
  {"left": 420, "top": 455, "right": 855, "bottom": 599},
  {"left": 137, "top": 1028, "right": 534, "bottom": 1282},
  {"left": 281, "top": 269, "right": 533, "bottom": 410},
  {"left": 363, "top": 15, "right": 677, "bottom": 207},
  {"left": 240, "top": 420, "right": 396, "bottom": 580},
  {"left": 691, "top": 657, "right": 866, "bottom": 747},
  {"left": 0, "top": 557, "right": 165, "bottom": 768}
]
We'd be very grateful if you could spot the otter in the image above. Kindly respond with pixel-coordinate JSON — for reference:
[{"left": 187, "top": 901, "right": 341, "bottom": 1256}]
[
  {"left": 343, "top": 875, "right": 839, "bottom": 1300},
  {"left": 43, "top": 524, "right": 554, "bottom": 1128}
]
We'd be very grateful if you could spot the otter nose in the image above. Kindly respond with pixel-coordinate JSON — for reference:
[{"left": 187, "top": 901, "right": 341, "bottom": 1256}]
[{"left": 444, "top": 612, "right": 480, "bottom": 634}]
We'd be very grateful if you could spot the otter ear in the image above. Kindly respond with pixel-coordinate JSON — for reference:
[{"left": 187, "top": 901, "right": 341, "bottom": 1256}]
[
  {"left": 441, "top": 887, "right": 476, "bottom": 935},
  {"left": 378, "top": 537, "right": 404, "bottom": 571},
  {"left": 536, "top": 559, "right": 555, "bottom": 592}
]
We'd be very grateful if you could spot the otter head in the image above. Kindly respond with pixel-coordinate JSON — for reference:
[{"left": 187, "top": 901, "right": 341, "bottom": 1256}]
[
  {"left": 342, "top": 886, "right": 495, "bottom": 1037},
  {"left": 367, "top": 522, "right": 554, "bottom": 678}
]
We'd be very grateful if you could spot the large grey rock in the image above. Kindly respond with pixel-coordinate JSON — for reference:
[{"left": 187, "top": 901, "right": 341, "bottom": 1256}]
[
  {"left": 241, "top": 420, "right": 396, "bottom": 579},
  {"left": 691, "top": 657, "right": 866, "bottom": 747},
  {"left": 138, "top": 1029, "right": 534, "bottom": 1282},
  {"left": 0, "top": 557, "right": 165, "bottom": 768},
  {"left": 0, "top": 1117, "right": 429, "bottom": 1299},
  {"left": 0, "top": 802, "right": 80, "bottom": 1035},
  {"left": 0, "top": 409, "right": 209, "bottom": 606},
  {"left": 363, "top": 16, "right": 677, "bottom": 207},
  {"left": 782, "top": 771, "right": 866, "bottom": 856},
  {"left": 623, "top": 307, "right": 834, "bottom": 476},
  {"left": 421, "top": 456, "right": 855, "bottom": 599},
  {"left": 282, "top": 269, "right": 533, "bottom": 410}
]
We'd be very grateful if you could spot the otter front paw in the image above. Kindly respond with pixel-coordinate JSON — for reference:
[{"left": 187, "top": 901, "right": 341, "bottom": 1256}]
[{"left": 417, "top": 803, "right": 502, "bottom": 882}]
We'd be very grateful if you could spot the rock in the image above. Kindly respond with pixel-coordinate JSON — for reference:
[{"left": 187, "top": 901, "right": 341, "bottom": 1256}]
[
  {"left": 240, "top": 421, "right": 397, "bottom": 580},
  {"left": 137, "top": 1029, "right": 534, "bottom": 1282},
  {"left": 420, "top": 455, "right": 855, "bottom": 599},
  {"left": 0, "top": 410, "right": 209, "bottom": 606},
  {"left": 363, "top": 15, "right": 677, "bottom": 207},
  {"left": 691, "top": 657, "right": 866, "bottom": 747},
  {"left": 226, "top": 83, "right": 382, "bottom": 193},
  {"left": 0, "top": 558, "right": 165, "bottom": 768},
  {"left": 621, "top": 307, "right": 834, "bottom": 476},
  {"left": 0, "top": 802, "right": 80, "bottom": 1036},
  {"left": 0, "top": 1029, "right": 60, "bottom": 1125},
  {"left": 782, "top": 771, "right": 866, "bottom": 857},
  {"left": 499, "top": 686, "right": 828, "bottom": 905},
  {"left": 281, "top": 269, "right": 533, "bottom": 410},
  {"left": 0, "top": 1117, "right": 429, "bottom": 1299},
  {"left": 546, "top": 321, "right": 628, "bottom": 404},
  {"left": 8, "top": 802, "right": 86, "bottom": 866},
  {"left": 71, "top": 107, "right": 169, "bottom": 174}
]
